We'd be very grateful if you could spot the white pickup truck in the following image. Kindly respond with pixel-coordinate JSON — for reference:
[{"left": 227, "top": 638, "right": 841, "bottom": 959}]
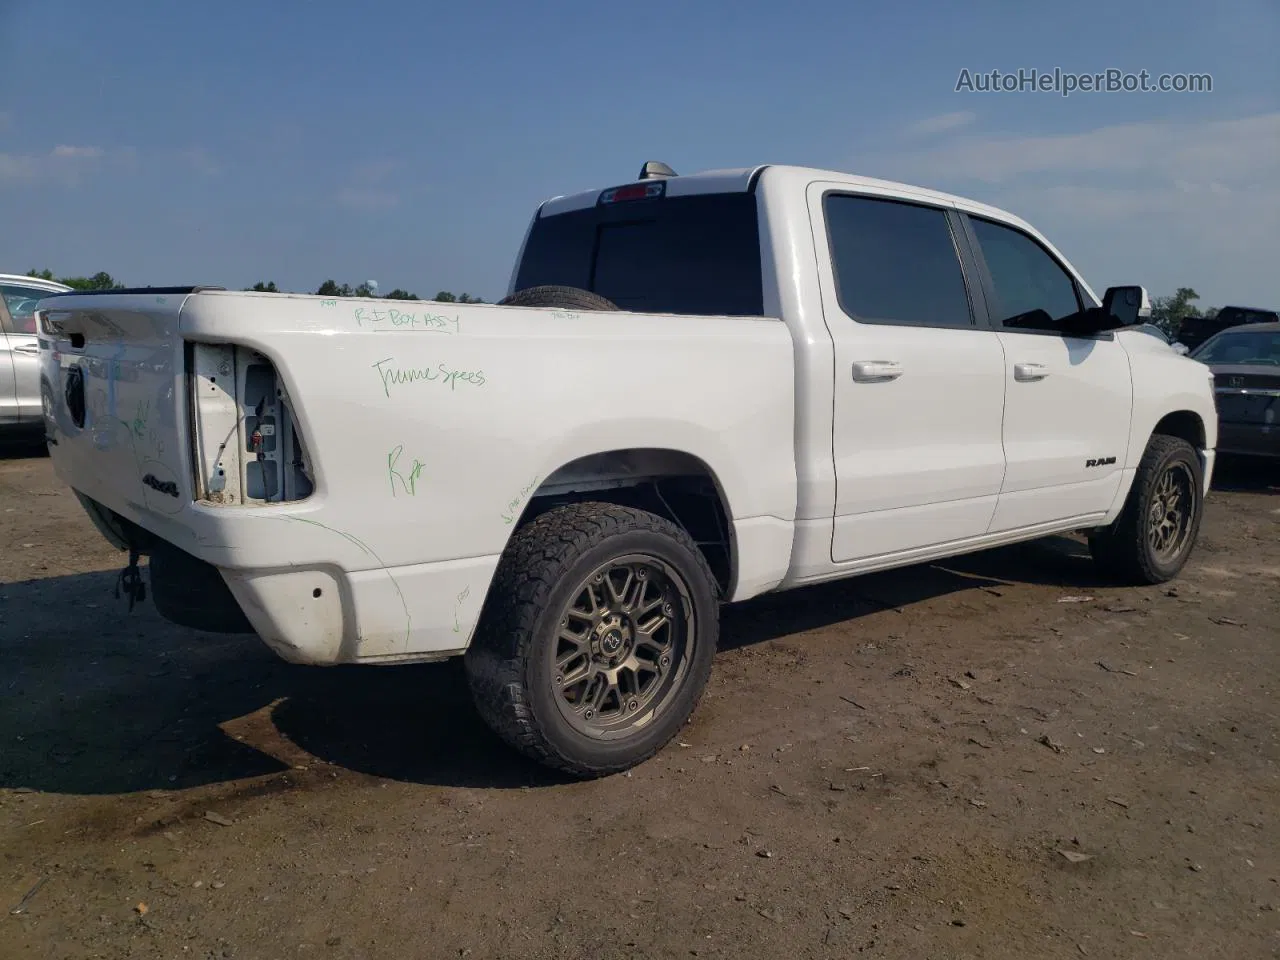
[{"left": 38, "top": 162, "right": 1217, "bottom": 777}]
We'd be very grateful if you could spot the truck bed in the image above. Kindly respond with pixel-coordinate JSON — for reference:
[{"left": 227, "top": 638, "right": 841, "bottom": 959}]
[{"left": 38, "top": 290, "right": 798, "bottom": 663}]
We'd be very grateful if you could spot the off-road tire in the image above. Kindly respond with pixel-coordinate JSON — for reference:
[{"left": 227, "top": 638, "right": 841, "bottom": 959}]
[
  {"left": 464, "top": 502, "right": 719, "bottom": 778},
  {"left": 1088, "top": 434, "right": 1204, "bottom": 585},
  {"left": 497, "top": 285, "right": 619, "bottom": 312}
]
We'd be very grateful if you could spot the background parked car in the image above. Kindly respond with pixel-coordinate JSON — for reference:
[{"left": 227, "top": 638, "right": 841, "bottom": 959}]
[
  {"left": 1179, "top": 305, "right": 1279, "bottom": 353},
  {"left": 1190, "top": 321, "right": 1280, "bottom": 460},
  {"left": 1, "top": 273, "right": 71, "bottom": 435},
  {"left": 1132, "top": 322, "right": 1190, "bottom": 355}
]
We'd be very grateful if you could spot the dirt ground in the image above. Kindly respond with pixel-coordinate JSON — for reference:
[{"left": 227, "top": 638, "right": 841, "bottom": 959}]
[{"left": 1, "top": 441, "right": 1278, "bottom": 960}]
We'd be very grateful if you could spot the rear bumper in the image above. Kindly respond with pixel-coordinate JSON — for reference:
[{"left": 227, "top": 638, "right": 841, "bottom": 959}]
[
  {"left": 1217, "top": 423, "right": 1280, "bottom": 459},
  {"left": 71, "top": 490, "right": 497, "bottom": 665},
  {"left": 219, "top": 554, "right": 497, "bottom": 665}
]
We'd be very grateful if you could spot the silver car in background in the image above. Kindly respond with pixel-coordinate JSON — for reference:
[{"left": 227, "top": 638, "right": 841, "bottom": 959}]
[
  {"left": 1191, "top": 321, "right": 1280, "bottom": 460},
  {"left": 1, "top": 273, "right": 71, "bottom": 436}
]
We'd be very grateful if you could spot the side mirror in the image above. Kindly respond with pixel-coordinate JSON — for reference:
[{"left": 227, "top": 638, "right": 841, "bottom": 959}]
[{"left": 1101, "top": 285, "right": 1151, "bottom": 328}]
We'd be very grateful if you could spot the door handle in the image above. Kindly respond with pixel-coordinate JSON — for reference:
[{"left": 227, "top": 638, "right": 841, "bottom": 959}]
[
  {"left": 13, "top": 343, "right": 40, "bottom": 356},
  {"left": 1013, "top": 362, "right": 1048, "bottom": 382},
  {"left": 852, "top": 360, "right": 903, "bottom": 383}
]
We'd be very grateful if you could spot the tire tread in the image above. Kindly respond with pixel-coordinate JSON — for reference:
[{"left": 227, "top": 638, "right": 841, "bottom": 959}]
[
  {"left": 1089, "top": 434, "right": 1203, "bottom": 585},
  {"left": 465, "top": 501, "right": 717, "bottom": 778}
]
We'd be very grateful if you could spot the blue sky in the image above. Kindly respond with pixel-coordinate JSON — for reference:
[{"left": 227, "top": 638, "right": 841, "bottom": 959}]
[{"left": 1, "top": 0, "right": 1276, "bottom": 307}]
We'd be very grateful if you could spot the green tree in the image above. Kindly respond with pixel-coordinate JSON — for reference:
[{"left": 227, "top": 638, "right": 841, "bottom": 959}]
[
  {"left": 61, "top": 271, "right": 125, "bottom": 291},
  {"left": 433, "top": 291, "right": 485, "bottom": 303},
  {"left": 248, "top": 281, "right": 279, "bottom": 292},
  {"left": 316, "top": 279, "right": 380, "bottom": 298},
  {"left": 28, "top": 269, "right": 124, "bottom": 290},
  {"left": 386, "top": 289, "right": 420, "bottom": 300},
  {"left": 1149, "top": 287, "right": 1202, "bottom": 336},
  {"left": 315, "top": 279, "right": 352, "bottom": 297}
]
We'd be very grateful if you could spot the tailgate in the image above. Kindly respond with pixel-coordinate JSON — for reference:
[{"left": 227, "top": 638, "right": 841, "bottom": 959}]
[
  {"left": 40, "top": 291, "right": 193, "bottom": 536},
  {"left": 38, "top": 287, "right": 312, "bottom": 547}
]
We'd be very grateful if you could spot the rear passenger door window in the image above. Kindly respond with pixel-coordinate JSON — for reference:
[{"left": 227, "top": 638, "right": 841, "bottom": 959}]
[
  {"left": 823, "top": 194, "right": 974, "bottom": 329},
  {"left": 966, "top": 217, "right": 1082, "bottom": 332}
]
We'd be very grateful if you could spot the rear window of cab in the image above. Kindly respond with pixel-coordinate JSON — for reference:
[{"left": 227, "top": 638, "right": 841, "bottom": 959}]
[{"left": 514, "top": 193, "right": 764, "bottom": 317}]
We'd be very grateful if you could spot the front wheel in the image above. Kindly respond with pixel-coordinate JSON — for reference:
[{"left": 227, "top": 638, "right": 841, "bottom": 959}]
[
  {"left": 464, "top": 502, "right": 719, "bottom": 778},
  {"left": 1088, "top": 434, "right": 1205, "bottom": 584}
]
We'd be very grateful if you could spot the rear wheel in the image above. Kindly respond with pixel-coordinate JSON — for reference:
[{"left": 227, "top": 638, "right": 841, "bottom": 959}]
[
  {"left": 464, "top": 502, "right": 718, "bottom": 778},
  {"left": 1088, "top": 434, "right": 1204, "bottom": 584}
]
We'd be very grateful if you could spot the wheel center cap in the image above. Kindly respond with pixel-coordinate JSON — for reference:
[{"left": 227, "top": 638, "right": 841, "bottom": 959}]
[{"left": 602, "top": 631, "right": 623, "bottom": 655}]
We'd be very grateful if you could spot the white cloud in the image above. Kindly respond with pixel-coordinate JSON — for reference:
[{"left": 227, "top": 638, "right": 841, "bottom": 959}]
[
  {"left": 335, "top": 187, "right": 400, "bottom": 211},
  {"left": 51, "top": 144, "right": 105, "bottom": 159},
  {"left": 0, "top": 143, "right": 223, "bottom": 187},
  {"left": 352, "top": 159, "right": 400, "bottom": 183},
  {"left": 333, "top": 160, "right": 410, "bottom": 211},
  {"left": 0, "top": 144, "right": 109, "bottom": 185},
  {"left": 905, "top": 110, "right": 976, "bottom": 136},
  {"left": 854, "top": 110, "right": 1280, "bottom": 306},
  {"left": 0, "top": 153, "right": 40, "bottom": 181},
  {"left": 177, "top": 146, "right": 221, "bottom": 176},
  {"left": 867, "top": 112, "right": 1280, "bottom": 187}
]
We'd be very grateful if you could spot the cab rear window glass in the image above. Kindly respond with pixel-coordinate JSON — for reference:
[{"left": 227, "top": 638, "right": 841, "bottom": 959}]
[{"left": 514, "top": 193, "right": 763, "bottom": 316}]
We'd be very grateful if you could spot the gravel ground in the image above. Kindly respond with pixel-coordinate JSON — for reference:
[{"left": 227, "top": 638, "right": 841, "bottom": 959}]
[{"left": 2, "top": 443, "right": 1278, "bottom": 959}]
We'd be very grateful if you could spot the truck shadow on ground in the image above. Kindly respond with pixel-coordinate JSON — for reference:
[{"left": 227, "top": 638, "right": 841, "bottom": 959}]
[
  {"left": 1211, "top": 455, "right": 1278, "bottom": 494},
  {"left": 0, "top": 435, "right": 49, "bottom": 460},
  {"left": 1, "top": 529, "right": 1140, "bottom": 797}
]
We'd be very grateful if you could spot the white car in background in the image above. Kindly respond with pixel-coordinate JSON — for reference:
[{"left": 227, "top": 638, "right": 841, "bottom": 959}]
[{"left": 1, "top": 273, "right": 72, "bottom": 435}]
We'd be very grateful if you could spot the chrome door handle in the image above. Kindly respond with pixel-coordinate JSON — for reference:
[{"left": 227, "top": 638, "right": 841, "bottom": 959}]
[
  {"left": 13, "top": 343, "right": 40, "bottom": 356},
  {"left": 852, "top": 360, "right": 903, "bottom": 383},
  {"left": 1013, "top": 362, "right": 1048, "bottom": 382}
]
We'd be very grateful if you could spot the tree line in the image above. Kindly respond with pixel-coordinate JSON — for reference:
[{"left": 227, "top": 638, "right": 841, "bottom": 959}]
[
  {"left": 26, "top": 269, "right": 484, "bottom": 304},
  {"left": 255, "top": 279, "right": 486, "bottom": 303}
]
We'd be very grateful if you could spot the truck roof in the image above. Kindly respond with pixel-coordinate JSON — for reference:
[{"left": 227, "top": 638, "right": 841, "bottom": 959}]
[{"left": 537, "top": 163, "right": 1037, "bottom": 233}]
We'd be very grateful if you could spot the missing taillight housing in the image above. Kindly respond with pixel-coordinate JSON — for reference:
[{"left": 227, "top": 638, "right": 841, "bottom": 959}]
[{"left": 188, "top": 343, "right": 314, "bottom": 505}]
